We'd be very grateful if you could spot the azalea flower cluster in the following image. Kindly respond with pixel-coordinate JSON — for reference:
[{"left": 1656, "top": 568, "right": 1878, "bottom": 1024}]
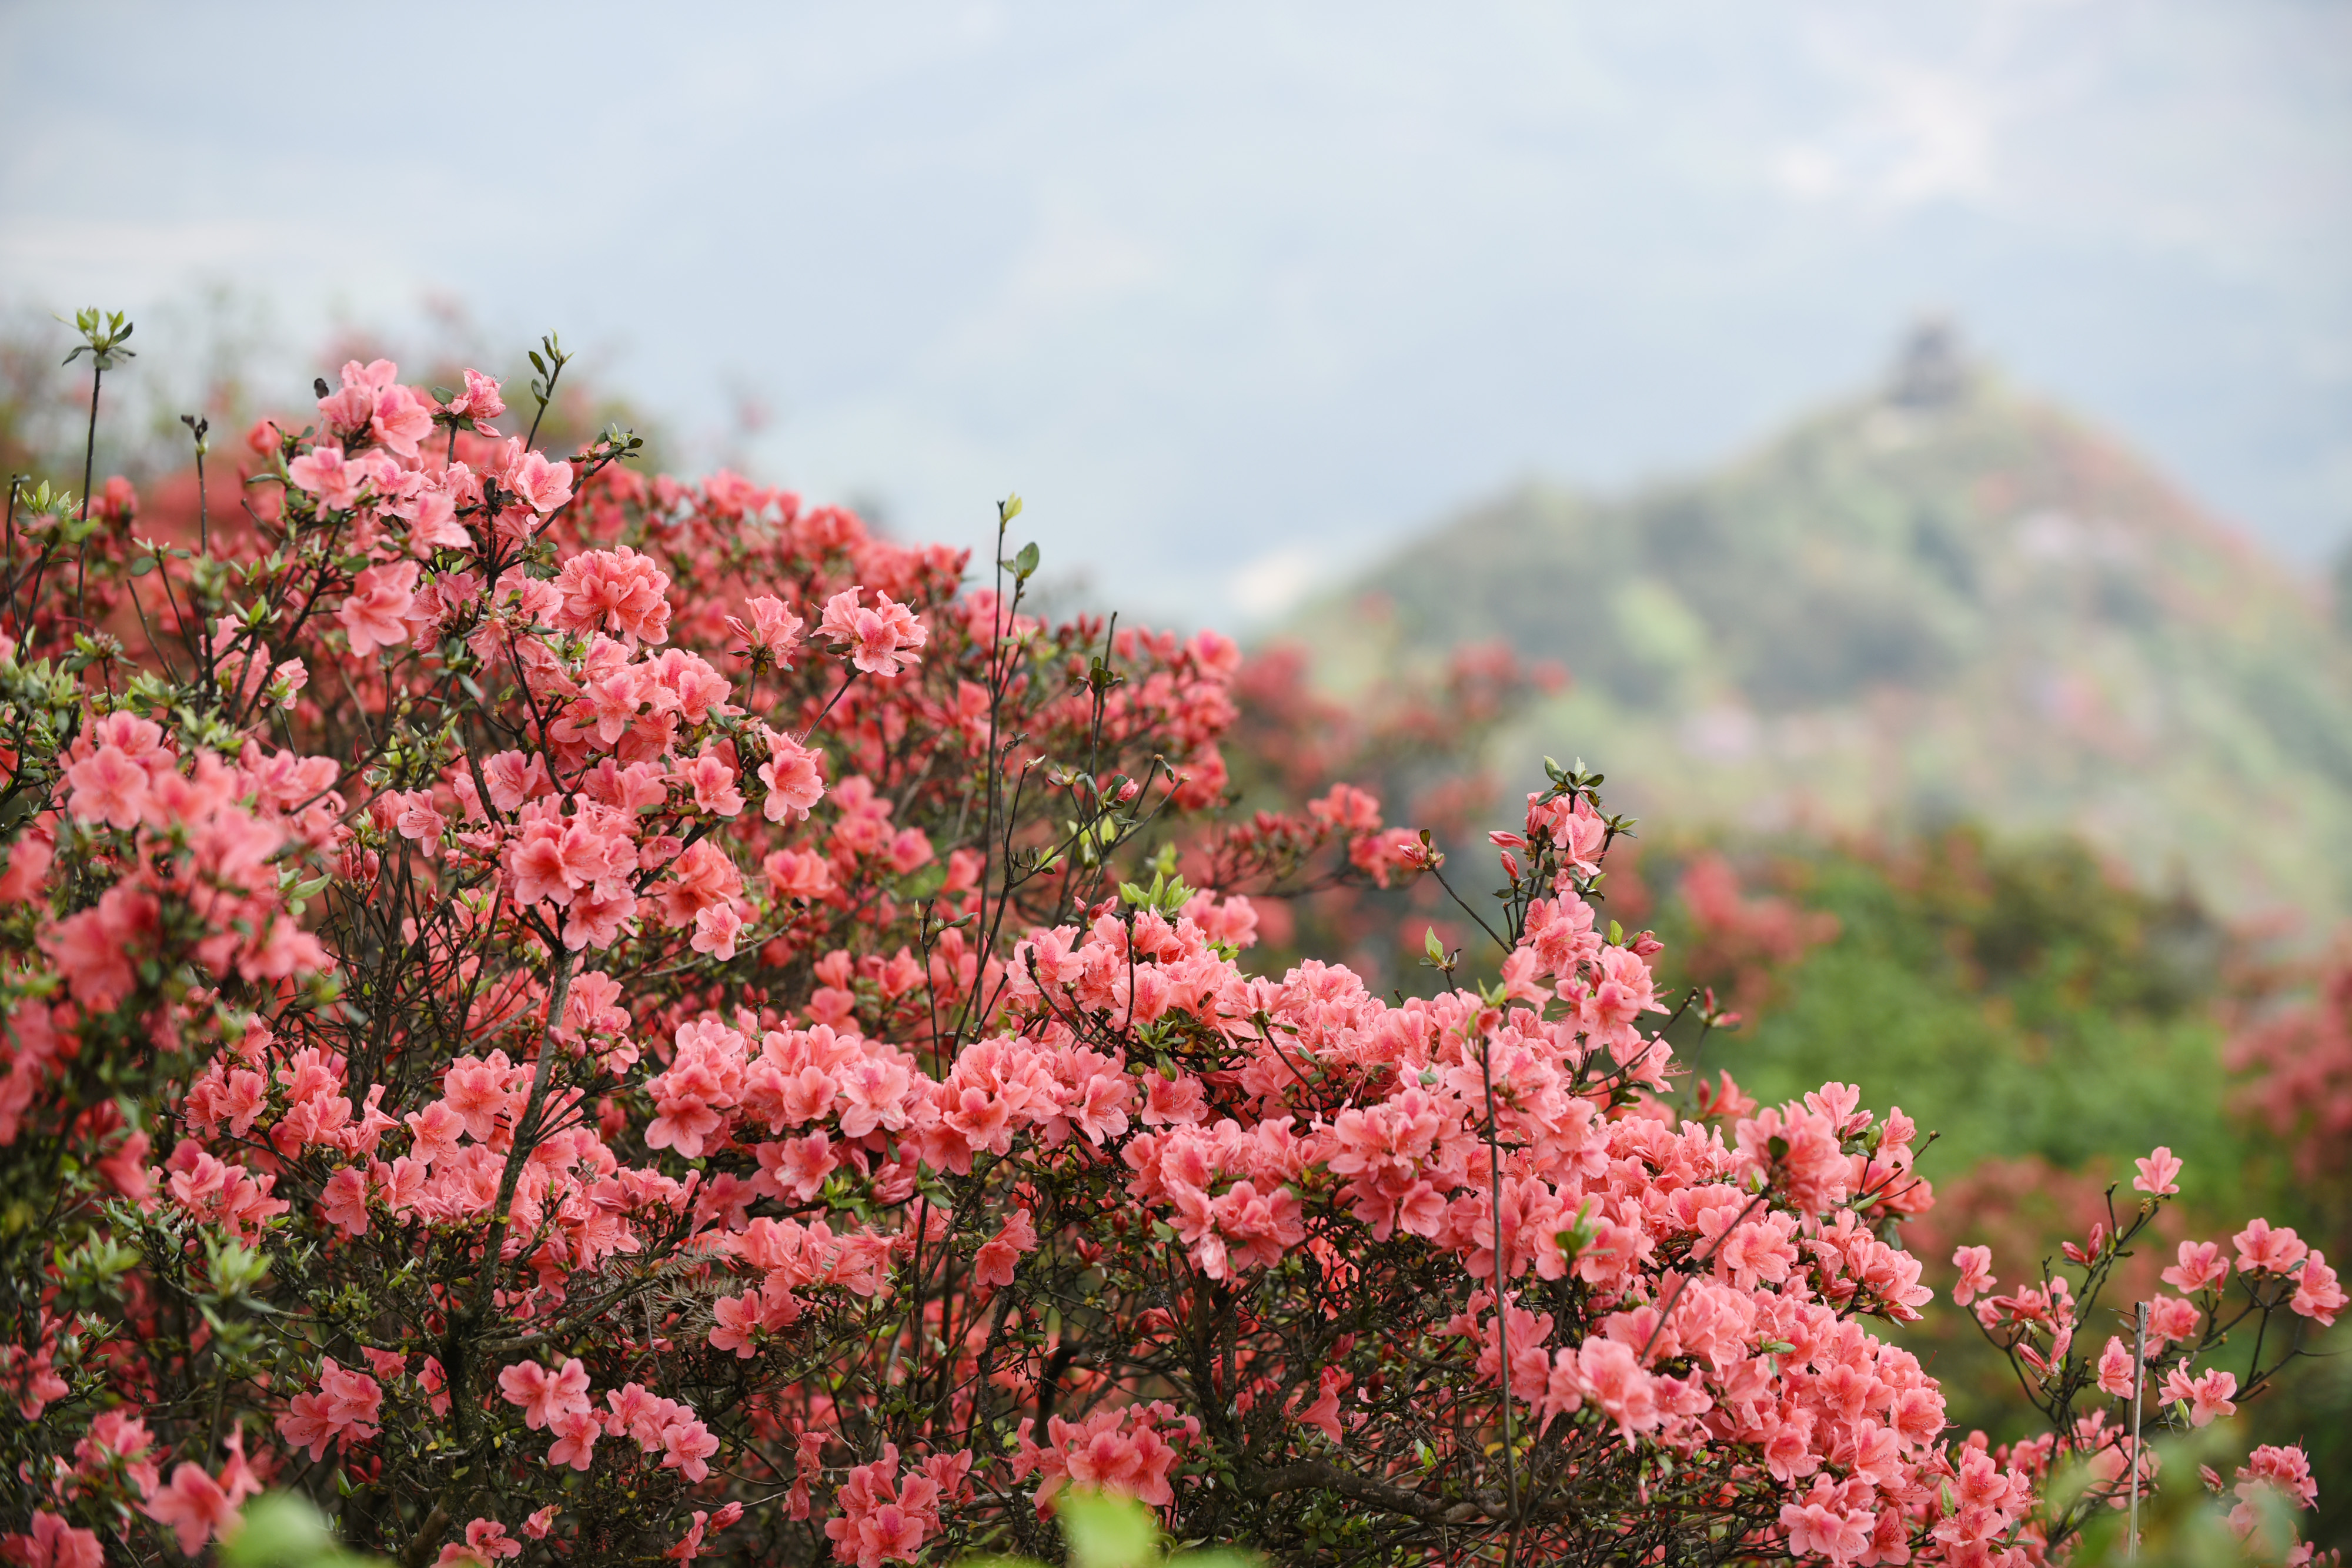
[{"left": 0, "top": 340, "right": 2328, "bottom": 1568}]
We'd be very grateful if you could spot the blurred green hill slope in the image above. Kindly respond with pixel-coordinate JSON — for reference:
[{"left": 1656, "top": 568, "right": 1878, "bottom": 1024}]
[{"left": 1296, "top": 327, "right": 2352, "bottom": 928}]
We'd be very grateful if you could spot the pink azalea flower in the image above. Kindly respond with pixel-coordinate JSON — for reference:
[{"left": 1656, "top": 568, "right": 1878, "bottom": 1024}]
[
  {"left": 446, "top": 368, "right": 506, "bottom": 425},
  {"left": 64, "top": 745, "right": 151, "bottom": 830},
  {"left": 370, "top": 383, "right": 435, "bottom": 459},
  {"left": 138, "top": 1439, "right": 260, "bottom": 1555},
  {"left": 726, "top": 593, "right": 804, "bottom": 660},
  {"left": 2233, "top": 1217, "right": 2308, "bottom": 1275},
  {"left": 288, "top": 443, "right": 365, "bottom": 510},
  {"left": 2160, "top": 1363, "right": 2237, "bottom": 1427},
  {"left": 2132, "top": 1146, "right": 2183, "bottom": 1197},
  {"left": 497, "top": 1357, "right": 592, "bottom": 1432},
  {"left": 1, "top": 1512, "right": 103, "bottom": 1568},
  {"left": 2094, "top": 1336, "right": 2136, "bottom": 1399},
  {"left": 319, "top": 1165, "right": 371, "bottom": 1235},
  {"left": 1950, "top": 1245, "right": 1995, "bottom": 1307},
  {"left": 434, "top": 1519, "right": 521, "bottom": 1568},
  {"left": 2292, "top": 1250, "right": 2345, "bottom": 1325},
  {"left": 338, "top": 560, "right": 422, "bottom": 658},
  {"left": 2161, "top": 1241, "right": 2229, "bottom": 1295},
  {"left": 660, "top": 1417, "right": 720, "bottom": 1483},
  {"left": 759, "top": 734, "right": 827, "bottom": 823},
  {"left": 513, "top": 451, "right": 574, "bottom": 514},
  {"left": 816, "top": 587, "right": 927, "bottom": 677},
  {"left": 676, "top": 751, "right": 744, "bottom": 817},
  {"left": 550, "top": 547, "right": 670, "bottom": 645},
  {"left": 547, "top": 1408, "right": 602, "bottom": 1470},
  {"left": 691, "top": 904, "right": 744, "bottom": 961}
]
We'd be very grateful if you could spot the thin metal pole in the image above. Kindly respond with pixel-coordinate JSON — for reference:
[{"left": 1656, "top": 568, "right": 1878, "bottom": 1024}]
[{"left": 2129, "top": 1299, "right": 2149, "bottom": 1557}]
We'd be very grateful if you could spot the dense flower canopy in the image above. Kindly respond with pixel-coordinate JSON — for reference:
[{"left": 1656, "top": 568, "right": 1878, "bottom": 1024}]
[{"left": 0, "top": 339, "right": 2335, "bottom": 1567}]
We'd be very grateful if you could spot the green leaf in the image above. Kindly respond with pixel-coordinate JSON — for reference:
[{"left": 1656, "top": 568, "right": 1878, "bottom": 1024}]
[
  {"left": 1059, "top": 1489, "right": 1161, "bottom": 1568},
  {"left": 218, "top": 1492, "right": 382, "bottom": 1568},
  {"left": 1424, "top": 927, "right": 1446, "bottom": 964},
  {"left": 1013, "top": 540, "right": 1041, "bottom": 580}
]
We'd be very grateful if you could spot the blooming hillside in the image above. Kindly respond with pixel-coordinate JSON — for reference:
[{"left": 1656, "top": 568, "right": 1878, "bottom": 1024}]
[
  {"left": 0, "top": 332, "right": 2338, "bottom": 1565},
  {"left": 1295, "top": 334, "right": 2352, "bottom": 929}
]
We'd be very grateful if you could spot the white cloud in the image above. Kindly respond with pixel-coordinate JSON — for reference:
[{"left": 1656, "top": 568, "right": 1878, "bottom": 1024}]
[{"left": 1229, "top": 543, "right": 1328, "bottom": 621}]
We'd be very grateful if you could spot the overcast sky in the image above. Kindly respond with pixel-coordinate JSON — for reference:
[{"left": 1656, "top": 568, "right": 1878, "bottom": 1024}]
[{"left": 4, "top": 1, "right": 2346, "bottom": 628}]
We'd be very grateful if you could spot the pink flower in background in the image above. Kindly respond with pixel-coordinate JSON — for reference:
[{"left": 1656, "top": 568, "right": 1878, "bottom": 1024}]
[
  {"left": 435, "top": 1520, "right": 522, "bottom": 1568},
  {"left": 2292, "top": 1251, "right": 2344, "bottom": 1325},
  {"left": 660, "top": 1417, "right": 719, "bottom": 1483},
  {"left": 2144, "top": 1295, "right": 2201, "bottom": 1346},
  {"left": 676, "top": 751, "right": 744, "bottom": 817},
  {"left": 971, "top": 1208, "right": 1038, "bottom": 1289},
  {"left": 2095, "top": 1336, "right": 2136, "bottom": 1399},
  {"left": 824, "top": 1444, "right": 939, "bottom": 1568},
  {"left": 547, "top": 1407, "right": 602, "bottom": 1470},
  {"left": 691, "top": 903, "right": 743, "bottom": 961},
  {"left": 276, "top": 1355, "right": 383, "bottom": 1458}
]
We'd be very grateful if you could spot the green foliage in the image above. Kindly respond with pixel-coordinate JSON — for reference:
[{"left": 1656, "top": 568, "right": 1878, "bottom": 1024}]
[
  {"left": 219, "top": 1494, "right": 380, "bottom": 1568},
  {"left": 2054, "top": 1425, "right": 2294, "bottom": 1568},
  {"left": 964, "top": 1490, "right": 1255, "bottom": 1568},
  {"left": 1661, "top": 828, "right": 2241, "bottom": 1189}
]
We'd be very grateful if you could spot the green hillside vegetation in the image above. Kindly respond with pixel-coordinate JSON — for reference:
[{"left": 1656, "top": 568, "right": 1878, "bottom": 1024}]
[
  {"left": 1295, "top": 327, "right": 2352, "bottom": 928},
  {"left": 1649, "top": 829, "right": 2244, "bottom": 1194},
  {"left": 1636, "top": 830, "right": 2350, "bottom": 1533}
]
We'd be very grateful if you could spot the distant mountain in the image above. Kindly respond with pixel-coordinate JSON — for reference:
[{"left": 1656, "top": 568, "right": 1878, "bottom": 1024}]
[{"left": 1293, "top": 326, "right": 2352, "bottom": 928}]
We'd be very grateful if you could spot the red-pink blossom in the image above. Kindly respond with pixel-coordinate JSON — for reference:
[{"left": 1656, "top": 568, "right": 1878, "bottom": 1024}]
[
  {"left": 552, "top": 546, "right": 669, "bottom": 644},
  {"left": 499, "top": 1358, "right": 593, "bottom": 1432},
  {"left": 2160, "top": 1240, "right": 2229, "bottom": 1295},
  {"left": 1950, "top": 1245, "right": 1995, "bottom": 1306},
  {"left": 0, "top": 1512, "right": 102, "bottom": 1568},
  {"left": 760, "top": 733, "right": 827, "bottom": 823},
  {"left": 138, "top": 1437, "right": 260, "bottom": 1554},
  {"left": 817, "top": 587, "right": 927, "bottom": 677},
  {"left": 288, "top": 442, "right": 365, "bottom": 510},
  {"left": 339, "top": 560, "right": 422, "bottom": 658},
  {"left": 2132, "top": 1146, "right": 2183, "bottom": 1197}
]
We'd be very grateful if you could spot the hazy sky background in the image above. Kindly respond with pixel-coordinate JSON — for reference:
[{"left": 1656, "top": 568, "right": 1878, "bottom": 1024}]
[{"left": 3, "top": 1, "right": 2346, "bottom": 628}]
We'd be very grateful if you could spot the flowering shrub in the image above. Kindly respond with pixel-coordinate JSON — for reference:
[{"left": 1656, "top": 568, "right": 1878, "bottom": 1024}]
[
  {"left": 0, "top": 324, "right": 2337, "bottom": 1566},
  {"left": 1207, "top": 636, "right": 1563, "bottom": 981},
  {"left": 2232, "top": 946, "right": 2352, "bottom": 1203}
]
